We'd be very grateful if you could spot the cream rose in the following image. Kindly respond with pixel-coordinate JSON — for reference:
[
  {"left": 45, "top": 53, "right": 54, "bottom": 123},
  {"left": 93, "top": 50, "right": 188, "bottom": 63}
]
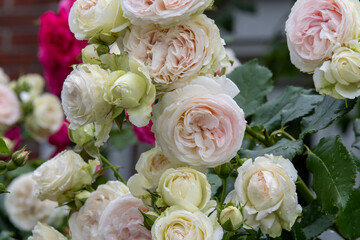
[
  {"left": 4, "top": 173, "right": 66, "bottom": 231},
  {"left": 217, "top": 48, "right": 241, "bottom": 75},
  {"left": 152, "top": 75, "right": 246, "bottom": 168},
  {"left": 0, "top": 67, "right": 10, "bottom": 85},
  {"left": 0, "top": 84, "right": 21, "bottom": 129},
  {"left": 285, "top": 0, "right": 360, "bottom": 72},
  {"left": 28, "top": 222, "right": 66, "bottom": 240},
  {"left": 152, "top": 206, "right": 223, "bottom": 240},
  {"left": 122, "top": 14, "right": 227, "bottom": 88},
  {"left": 33, "top": 150, "right": 99, "bottom": 203},
  {"left": 157, "top": 167, "right": 211, "bottom": 211},
  {"left": 98, "top": 193, "right": 152, "bottom": 240},
  {"left": 61, "top": 64, "right": 113, "bottom": 129},
  {"left": 25, "top": 94, "right": 64, "bottom": 141},
  {"left": 121, "top": 0, "right": 212, "bottom": 26},
  {"left": 69, "top": 0, "right": 129, "bottom": 41},
  {"left": 314, "top": 41, "right": 360, "bottom": 99},
  {"left": 18, "top": 74, "right": 45, "bottom": 102},
  {"left": 69, "top": 181, "right": 129, "bottom": 240},
  {"left": 232, "top": 154, "right": 302, "bottom": 238}
]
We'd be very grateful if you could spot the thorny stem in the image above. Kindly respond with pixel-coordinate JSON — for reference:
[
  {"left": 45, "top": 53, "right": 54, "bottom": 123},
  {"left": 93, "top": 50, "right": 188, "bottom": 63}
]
[
  {"left": 100, "top": 155, "right": 127, "bottom": 185},
  {"left": 245, "top": 124, "right": 271, "bottom": 147}
]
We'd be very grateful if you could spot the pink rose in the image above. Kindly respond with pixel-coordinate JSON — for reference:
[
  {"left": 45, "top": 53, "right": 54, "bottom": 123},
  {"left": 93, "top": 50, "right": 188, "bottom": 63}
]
[
  {"left": 58, "top": 0, "right": 76, "bottom": 14},
  {"left": 132, "top": 120, "right": 155, "bottom": 146},
  {"left": 152, "top": 75, "right": 246, "bottom": 168},
  {"left": 98, "top": 193, "right": 151, "bottom": 240},
  {"left": 38, "top": 7, "right": 86, "bottom": 96},
  {"left": 286, "top": 0, "right": 360, "bottom": 73},
  {"left": 0, "top": 85, "right": 21, "bottom": 130},
  {"left": 121, "top": 0, "right": 212, "bottom": 26}
]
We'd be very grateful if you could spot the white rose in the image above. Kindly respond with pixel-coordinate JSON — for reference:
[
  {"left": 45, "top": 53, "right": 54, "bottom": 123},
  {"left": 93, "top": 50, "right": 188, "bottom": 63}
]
[
  {"left": 98, "top": 193, "right": 152, "bottom": 240},
  {"left": 314, "top": 41, "right": 360, "bottom": 99},
  {"left": 286, "top": 0, "right": 360, "bottom": 72},
  {"left": 18, "top": 74, "right": 45, "bottom": 102},
  {"left": 123, "top": 14, "right": 228, "bottom": 88},
  {"left": 61, "top": 64, "right": 113, "bottom": 129},
  {"left": 4, "top": 173, "right": 66, "bottom": 231},
  {"left": 69, "top": 181, "right": 129, "bottom": 240},
  {"left": 217, "top": 48, "right": 241, "bottom": 75},
  {"left": 33, "top": 150, "right": 99, "bottom": 203},
  {"left": 28, "top": 222, "right": 66, "bottom": 240},
  {"left": 232, "top": 154, "right": 302, "bottom": 238},
  {"left": 135, "top": 147, "right": 183, "bottom": 187},
  {"left": 25, "top": 94, "right": 64, "bottom": 141},
  {"left": 0, "top": 67, "right": 10, "bottom": 85},
  {"left": 121, "top": 0, "right": 212, "bottom": 26},
  {"left": 157, "top": 167, "right": 211, "bottom": 211},
  {"left": 152, "top": 206, "right": 223, "bottom": 240},
  {"left": 152, "top": 75, "right": 246, "bottom": 168},
  {"left": 0, "top": 84, "right": 21, "bottom": 130},
  {"left": 69, "top": 0, "right": 129, "bottom": 41}
]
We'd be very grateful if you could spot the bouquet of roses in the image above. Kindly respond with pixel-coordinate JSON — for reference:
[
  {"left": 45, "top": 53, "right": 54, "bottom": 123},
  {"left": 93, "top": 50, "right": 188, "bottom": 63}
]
[{"left": 2, "top": 0, "right": 358, "bottom": 239}]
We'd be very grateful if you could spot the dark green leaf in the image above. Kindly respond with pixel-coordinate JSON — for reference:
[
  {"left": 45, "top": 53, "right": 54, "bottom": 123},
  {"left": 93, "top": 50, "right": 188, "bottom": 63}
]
[
  {"left": 239, "top": 138, "right": 303, "bottom": 161},
  {"left": 0, "top": 138, "right": 10, "bottom": 155},
  {"left": 252, "top": 87, "right": 323, "bottom": 132},
  {"left": 290, "top": 222, "right": 307, "bottom": 240},
  {"left": 303, "top": 215, "right": 334, "bottom": 239},
  {"left": 352, "top": 118, "right": 360, "bottom": 150},
  {"left": 335, "top": 189, "right": 360, "bottom": 239},
  {"left": 109, "top": 125, "right": 137, "bottom": 152},
  {"left": 207, "top": 173, "right": 222, "bottom": 197},
  {"left": 300, "top": 96, "right": 356, "bottom": 138},
  {"left": 306, "top": 136, "right": 356, "bottom": 213},
  {"left": 227, "top": 59, "right": 273, "bottom": 117}
]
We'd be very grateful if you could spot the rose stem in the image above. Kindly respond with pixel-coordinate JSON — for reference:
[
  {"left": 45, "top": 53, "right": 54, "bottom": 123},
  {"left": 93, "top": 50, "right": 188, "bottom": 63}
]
[
  {"left": 296, "top": 176, "right": 315, "bottom": 204},
  {"left": 100, "top": 154, "right": 127, "bottom": 185}
]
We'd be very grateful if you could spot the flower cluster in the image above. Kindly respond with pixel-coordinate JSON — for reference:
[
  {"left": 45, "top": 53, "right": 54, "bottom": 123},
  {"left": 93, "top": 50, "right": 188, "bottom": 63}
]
[
  {"left": 286, "top": 0, "right": 360, "bottom": 99},
  {"left": 0, "top": 70, "right": 69, "bottom": 154},
  {"left": 26, "top": 0, "right": 303, "bottom": 239}
]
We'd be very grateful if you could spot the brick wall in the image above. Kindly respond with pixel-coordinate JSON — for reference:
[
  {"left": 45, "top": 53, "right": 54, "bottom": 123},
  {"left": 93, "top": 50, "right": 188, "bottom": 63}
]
[{"left": 0, "top": 0, "right": 58, "bottom": 79}]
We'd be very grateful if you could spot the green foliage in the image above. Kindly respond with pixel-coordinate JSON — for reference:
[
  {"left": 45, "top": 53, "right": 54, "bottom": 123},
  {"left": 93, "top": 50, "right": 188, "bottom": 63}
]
[
  {"left": 228, "top": 59, "right": 273, "bottom": 117},
  {"left": 239, "top": 138, "right": 303, "bottom": 161},
  {"left": 306, "top": 136, "right": 356, "bottom": 214},
  {"left": 251, "top": 87, "right": 323, "bottom": 132},
  {"left": 300, "top": 96, "right": 356, "bottom": 138},
  {"left": 207, "top": 173, "right": 222, "bottom": 197},
  {"left": 0, "top": 139, "right": 10, "bottom": 155},
  {"left": 109, "top": 124, "right": 138, "bottom": 152},
  {"left": 352, "top": 118, "right": 360, "bottom": 150},
  {"left": 335, "top": 189, "right": 360, "bottom": 239}
]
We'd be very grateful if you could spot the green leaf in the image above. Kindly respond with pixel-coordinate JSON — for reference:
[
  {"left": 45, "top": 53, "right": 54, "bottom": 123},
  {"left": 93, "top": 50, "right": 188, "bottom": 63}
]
[
  {"left": 251, "top": 86, "right": 323, "bottom": 132},
  {"left": 207, "top": 173, "right": 222, "bottom": 197},
  {"left": 109, "top": 125, "right": 138, "bottom": 152},
  {"left": 0, "top": 183, "right": 8, "bottom": 194},
  {"left": 290, "top": 222, "right": 307, "bottom": 240},
  {"left": 352, "top": 118, "right": 360, "bottom": 150},
  {"left": 227, "top": 59, "right": 273, "bottom": 117},
  {"left": 239, "top": 138, "right": 303, "bottom": 161},
  {"left": 303, "top": 215, "right": 334, "bottom": 239},
  {"left": 306, "top": 136, "right": 356, "bottom": 214},
  {"left": 335, "top": 189, "right": 360, "bottom": 239},
  {"left": 300, "top": 96, "right": 356, "bottom": 138},
  {"left": 0, "top": 138, "right": 10, "bottom": 155}
]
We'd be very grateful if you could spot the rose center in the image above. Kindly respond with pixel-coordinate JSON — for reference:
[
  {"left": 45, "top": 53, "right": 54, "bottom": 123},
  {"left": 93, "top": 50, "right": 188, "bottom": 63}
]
[{"left": 247, "top": 170, "right": 283, "bottom": 211}]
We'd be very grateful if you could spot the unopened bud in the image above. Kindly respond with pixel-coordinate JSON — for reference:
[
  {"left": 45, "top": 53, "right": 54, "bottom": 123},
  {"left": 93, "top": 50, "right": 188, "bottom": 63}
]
[
  {"left": 220, "top": 206, "right": 243, "bottom": 231},
  {"left": 213, "top": 162, "right": 233, "bottom": 179},
  {"left": 75, "top": 190, "right": 91, "bottom": 209},
  {"left": 139, "top": 210, "right": 158, "bottom": 230},
  {"left": 7, "top": 148, "right": 29, "bottom": 170},
  {"left": 0, "top": 161, "right": 7, "bottom": 170}
]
